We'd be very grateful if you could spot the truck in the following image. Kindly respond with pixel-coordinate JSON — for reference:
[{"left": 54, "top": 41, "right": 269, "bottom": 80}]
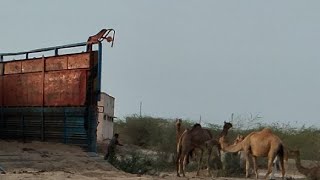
[{"left": 0, "top": 29, "right": 115, "bottom": 152}]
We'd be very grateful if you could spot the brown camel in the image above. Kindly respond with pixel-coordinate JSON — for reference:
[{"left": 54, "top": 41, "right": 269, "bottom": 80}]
[
  {"left": 289, "top": 150, "right": 320, "bottom": 180},
  {"left": 219, "top": 128, "right": 286, "bottom": 179},
  {"left": 175, "top": 118, "right": 194, "bottom": 164},
  {"left": 176, "top": 121, "right": 232, "bottom": 177}
]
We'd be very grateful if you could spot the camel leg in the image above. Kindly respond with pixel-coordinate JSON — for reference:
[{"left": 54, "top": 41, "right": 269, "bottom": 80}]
[
  {"left": 270, "top": 156, "right": 278, "bottom": 180},
  {"left": 245, "top": 152, "right": 251, "bottom": 178},
  {"left": 279, "top": 154, "right": 285, "bottom": 179},
  {"left": 206, "top": 146, "right": 213, "bottom": 176},
  {"left": 176, "top": 154, "right": 180, "bottom": 177},
  {"left": 196, "top": 148, "right": 204, "bottom": 176},
  {"left": 182, "top": 154, "right": 188, "bottom": 177},
  {"left": 265, "top": 154, "right": 276, "bottom": 179},
  {"left": 179, "top": 154, "right": 185, "bottom": 177},
  {"left": 252, "top": 156, "right": 258, "bottom": 179}
]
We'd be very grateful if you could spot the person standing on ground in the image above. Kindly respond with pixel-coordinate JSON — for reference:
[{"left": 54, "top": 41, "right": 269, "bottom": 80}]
[{"left": 104, "top": 133, "right": 123, "bottom": 163}]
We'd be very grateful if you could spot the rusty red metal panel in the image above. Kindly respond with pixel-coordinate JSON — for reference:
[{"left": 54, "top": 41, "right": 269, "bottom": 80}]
[
  {"left": 24, "top": 73, "right": 43, "bottom": 106},
  {"left": 3, "top": 73, "right": 43, "bottom": 106},
  {"left": 68, "top": 53, "right": 90, "bottom": 69},
  {"left": 3, "top": 74, "right": 24, "bottom": 106},
  {"left": 22, "top": 59, "right": 43, "bottom": 73},
  {"left": 44, "top": 70, "right": 87, "bottom": 106},
  {"left": 1, "top": 51, "right": 95, "bottom": 107},
  {"left": 0, "top": 77, "right": 2, "bottom": 106},
  {"left": 4, "top": 61, "right": 22, "bottom": 74},
  {"left": 45, "top": 56, "right": 68, "bottom": 71}
]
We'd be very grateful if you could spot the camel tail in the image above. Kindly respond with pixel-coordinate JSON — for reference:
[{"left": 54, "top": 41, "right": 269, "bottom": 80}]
[
  {"left": 283, "top": 147, "right": 288, "bottom": 161},
  {"left": 277, "top": 143, "right": 284, "bottom": 160}
]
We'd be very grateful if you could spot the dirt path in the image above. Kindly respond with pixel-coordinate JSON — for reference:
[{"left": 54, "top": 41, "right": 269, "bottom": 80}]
[{"left": 0, "top": 140, "right": 306, "bottom": 180}]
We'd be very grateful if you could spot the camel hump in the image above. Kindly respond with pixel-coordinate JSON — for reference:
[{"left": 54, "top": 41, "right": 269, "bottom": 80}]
[
  {"left": 192, "top": 123, "right": 202, "bottom": 129},
  {"left": 261, "top": 128, "right": 273, "bottom": 133}
]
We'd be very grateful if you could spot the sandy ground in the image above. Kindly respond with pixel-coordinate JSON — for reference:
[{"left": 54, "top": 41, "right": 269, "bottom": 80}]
[{"left": 0, "top": 140, "right": 307, "bottom": 180}]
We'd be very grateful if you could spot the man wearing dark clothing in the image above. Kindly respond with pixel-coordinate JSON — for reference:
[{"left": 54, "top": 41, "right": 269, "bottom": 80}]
[{"left": 104, "top": 133, "right": 123, "bottom": 163}]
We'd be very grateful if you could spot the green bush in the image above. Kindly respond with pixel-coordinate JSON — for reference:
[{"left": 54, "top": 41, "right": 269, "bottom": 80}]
[
  {"left": 111, "top": 149, "right": 174, "bottom": 175},
  {"left": 112, "top": 150, "right": 153, "bottom": 174}
]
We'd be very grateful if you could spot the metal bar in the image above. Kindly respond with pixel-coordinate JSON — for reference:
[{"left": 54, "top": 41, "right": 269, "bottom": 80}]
[
  {"left": 41, "top": 56, "right": 45, "bottom": 141},
  {"left": 0, "top": 42, "right": 87, "bottom": 57},
  {"left": 63, "top": 108, "right": 67, "bottom": 144},
  {"left": 97, "top": 42, "right": 102, "bottom": 101},
  {"left": 41, "top": 108, "right": 44, "bottom": 141},
  {"left": 21, "top": 113, "right": 25, "bottom": 142}
]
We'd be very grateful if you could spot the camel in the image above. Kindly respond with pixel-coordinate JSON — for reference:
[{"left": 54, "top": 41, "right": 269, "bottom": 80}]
[
  {"left": 219, "top": 128, "right": 286, "bottom": 179},
  {"left": 289, "top": 150, "right": 320, "bottom": 180},
  {"left": 233, "top": 134, "right": 290, "bottom": 179},
  {"left": 176, "top": 121, "right": 232, "bottom": 177},
  {"left": 86, "top": 29, "right": 114, "bottom": 51},
  {"left": 175, "top": 118, "right": 183, "bottom": 146},
  {"left": 175, "top": 118, "right": 194, "bottom": 164}
]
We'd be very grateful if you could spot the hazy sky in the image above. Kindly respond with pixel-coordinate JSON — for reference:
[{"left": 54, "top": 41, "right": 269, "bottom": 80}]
[{"left": 1, "top": 1, "right": 320, "bottom": 127}]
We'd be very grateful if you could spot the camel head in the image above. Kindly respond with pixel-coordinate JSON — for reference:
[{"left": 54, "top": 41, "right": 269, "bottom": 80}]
[
  {"left": 175, "top": 118, "right": 182, "bottom": 125},
  {"left": 233, "top": 134, "right": 244, "bottom": 145},
  {"left": 223, "top": 121, "right": 233, "bottom": 130}
]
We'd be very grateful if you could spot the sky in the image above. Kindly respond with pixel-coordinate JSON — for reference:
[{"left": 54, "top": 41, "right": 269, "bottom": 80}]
[{"left": 1, "top": 1, "right": 320, "bottom": 127}]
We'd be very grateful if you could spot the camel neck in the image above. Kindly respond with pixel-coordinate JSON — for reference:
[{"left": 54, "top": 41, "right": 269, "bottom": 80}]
[
  {"left": 176, "top": 124, "right": 182, "bottom": 144},
  {"left": 219, "top": 128, "right": 229, "bottom": 138},
  {"left": 220, "top": 138, "right": 243, "bottom": 153},
  {"left": 176, "top": 123, "right": 182, "bottom": 133}
]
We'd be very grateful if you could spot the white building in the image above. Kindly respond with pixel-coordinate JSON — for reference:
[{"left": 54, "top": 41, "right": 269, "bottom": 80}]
[{"left": 97, "top": 92, "right": 115, "bottom": 142}]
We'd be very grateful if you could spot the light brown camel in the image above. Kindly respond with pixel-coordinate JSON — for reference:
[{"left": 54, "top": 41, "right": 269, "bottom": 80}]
[
  {"left": 219, "top": 128, "right": 286, "bottom": 179},
  {"left": 233, "top": 134, "right": 290, "bottom": 179},
  {"left": 175, "top": 118, "right": 194, "bottom": 164},
  {"left": 289, "top": 150, "right": 320, "bottom": 180},
  {"left": 176, "top": 122, "right": 232, "bottom": 177}
]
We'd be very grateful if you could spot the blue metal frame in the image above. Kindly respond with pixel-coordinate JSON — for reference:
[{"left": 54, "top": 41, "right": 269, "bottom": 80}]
[
  {"left": 0, "top": 42, "right": 87, "bottom": 61},
  {"left": 97, "top": 42, "right": 103, "bottom": 101}
]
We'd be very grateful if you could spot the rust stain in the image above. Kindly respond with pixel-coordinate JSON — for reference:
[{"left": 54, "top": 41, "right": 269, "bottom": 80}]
[
  {"left": 4, "top": 61, "right": 22, "bottom": 74},
  {"left": 44, "top": 70, "right": 87, "bottom": 106},
  {"left": 68, "top": 53, "right": 90, "bottom": 69},
  {"left": 25, "top": 73, "right": 43, "bottom": 106},
  {"left": 1, "top": 51, "right": 97, "bottom": 107},
  {"left": 3, "top": 74, "right": 23, "bottom": 106},
  {"left": 3, "top": 73, "right": 43, "bottom": 106},
  {"left": 22, "top": 58, "right": 43, "bottom": 73},
  {"left": 46, "top": 56, "right": 68, "bottom": 71}
]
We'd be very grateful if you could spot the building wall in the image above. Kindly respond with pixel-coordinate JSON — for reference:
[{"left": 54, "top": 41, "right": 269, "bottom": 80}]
[{"left": 97, "top": 92, "right": 115, "bottom": 142}]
